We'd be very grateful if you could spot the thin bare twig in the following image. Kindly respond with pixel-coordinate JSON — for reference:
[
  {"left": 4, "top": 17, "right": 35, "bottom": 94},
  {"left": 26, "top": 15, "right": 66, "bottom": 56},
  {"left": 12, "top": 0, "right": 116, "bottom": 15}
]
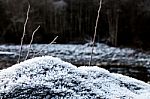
[
  {"left": 24, "top": 25, "right": 40, "bottom": 60},
  {"left": 18, "top": 4, "right": 30, "bottom": 63},
  {"left": 32, "top": 36, "right": 58, "bottom": 57},
  {"left": 89, "top": 0, "right": 102, "bottom": 66}
]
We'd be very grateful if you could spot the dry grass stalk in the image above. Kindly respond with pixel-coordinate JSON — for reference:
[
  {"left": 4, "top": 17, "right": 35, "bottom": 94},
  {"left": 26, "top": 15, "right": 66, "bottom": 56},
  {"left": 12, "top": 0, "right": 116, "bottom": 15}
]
[
  {"left": 32, "top": 36, "right": 58, "bottom": 57},
  {"left": 18, "top": 4, "right": 30, "bottom": 63},
  {"left": 89, "top": 0, "right": 102, "bottom": 66},
  {"left": 24, "top": 25, "right": 40, "bottom": 60}
]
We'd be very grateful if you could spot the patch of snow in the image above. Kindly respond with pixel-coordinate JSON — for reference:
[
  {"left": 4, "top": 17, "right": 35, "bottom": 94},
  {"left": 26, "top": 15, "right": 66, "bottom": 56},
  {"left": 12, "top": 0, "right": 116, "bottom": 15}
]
[
  {"left": 0, "top": 51, "right": 16, "bottom": 55},
  {"left": 136, "top": 93, "right": 150, "bottom": 99},
  {"left": 0, "top": 56, "right": 150, "bottom": 98},
  {"left": 0, "top": 43, "right": 145, "bottom": 61}
]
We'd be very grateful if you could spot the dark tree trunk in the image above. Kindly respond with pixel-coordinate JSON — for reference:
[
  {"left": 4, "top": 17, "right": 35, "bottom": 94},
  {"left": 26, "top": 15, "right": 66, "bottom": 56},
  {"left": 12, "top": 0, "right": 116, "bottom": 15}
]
[
  {"left": 107, "top": 10, "right": 119, "bottom": 46},
  {"left": 105, "top": 0, "right": 120, "bottom": 46}
]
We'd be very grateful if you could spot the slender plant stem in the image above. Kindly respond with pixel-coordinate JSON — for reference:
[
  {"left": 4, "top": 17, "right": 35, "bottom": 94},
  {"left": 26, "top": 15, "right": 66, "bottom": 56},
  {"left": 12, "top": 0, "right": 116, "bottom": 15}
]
[
  {"left": 33, "top": 36, "right": 58, "bottom": 57},
  {"left": 24, "top": 25, "right": 40, "bottom": 60},
  {"left": 89, "top": 0, "right": 102, "bottom": 66},
  {"left": 18, "top": 4, "right": 30, "bottom": 63}
]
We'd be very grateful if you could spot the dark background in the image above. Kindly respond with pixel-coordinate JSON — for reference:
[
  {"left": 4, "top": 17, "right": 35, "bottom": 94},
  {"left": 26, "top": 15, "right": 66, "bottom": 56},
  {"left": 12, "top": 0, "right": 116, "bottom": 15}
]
[{"left": 0, "top": 0, "right": 150, "bottom": 50}]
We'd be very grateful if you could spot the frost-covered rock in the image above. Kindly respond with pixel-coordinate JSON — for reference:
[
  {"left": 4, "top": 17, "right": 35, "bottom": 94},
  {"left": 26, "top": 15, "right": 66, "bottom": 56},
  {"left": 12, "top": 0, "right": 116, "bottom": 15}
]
[{"left": 0, "top": 56, "right": 150, "bottom": 98}]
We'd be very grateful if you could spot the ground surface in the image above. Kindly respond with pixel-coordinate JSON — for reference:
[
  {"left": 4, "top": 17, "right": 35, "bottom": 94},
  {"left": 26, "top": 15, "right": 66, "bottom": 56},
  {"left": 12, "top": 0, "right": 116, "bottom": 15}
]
[
  {"left": 0, "top": 43, "right": 150, "bottom": 82},
  {"left": 0, "top": 56, "right": 150, "bottom": 99}
]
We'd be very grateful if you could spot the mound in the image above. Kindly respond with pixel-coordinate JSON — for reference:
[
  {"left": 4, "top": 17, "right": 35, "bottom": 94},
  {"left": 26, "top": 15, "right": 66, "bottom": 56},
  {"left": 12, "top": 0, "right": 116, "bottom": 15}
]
[{"left": 0, "top": 56, "right": 150, "bottom": 98}]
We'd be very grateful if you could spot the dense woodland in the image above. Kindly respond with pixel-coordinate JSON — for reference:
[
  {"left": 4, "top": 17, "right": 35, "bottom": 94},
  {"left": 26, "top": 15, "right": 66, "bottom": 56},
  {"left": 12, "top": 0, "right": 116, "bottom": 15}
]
[{"left": 0, "top": 0, "right": 150, "bottom": 49}]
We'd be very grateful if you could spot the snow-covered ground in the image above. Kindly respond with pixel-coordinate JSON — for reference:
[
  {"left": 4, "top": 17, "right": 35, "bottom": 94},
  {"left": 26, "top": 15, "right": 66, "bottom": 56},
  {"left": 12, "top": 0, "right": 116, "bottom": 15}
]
[
  {"left": 0, "top": 43, "right": 149, "bottom": 65},
  {"left": 0, "top": 43, "right": 150, "bottom": 82},
  {"left": 0, "top": 56, "right": 150, "bottom": 98},
  {"left": 0, "top": 51, "right": 16, "bottom": 55}
]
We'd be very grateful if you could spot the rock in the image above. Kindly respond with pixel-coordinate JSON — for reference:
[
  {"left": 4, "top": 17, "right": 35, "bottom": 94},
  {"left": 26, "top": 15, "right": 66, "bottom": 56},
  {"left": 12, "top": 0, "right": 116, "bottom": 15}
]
[{"left": 0, "top": 56, "right": 150, "bottom": 98}]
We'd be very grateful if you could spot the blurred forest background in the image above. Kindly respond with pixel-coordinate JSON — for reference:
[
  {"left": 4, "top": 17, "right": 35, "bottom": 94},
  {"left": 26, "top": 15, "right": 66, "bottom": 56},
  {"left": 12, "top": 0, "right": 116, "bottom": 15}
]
[{"left": 0, "top": 0, "right": 150, "bottom": 50}]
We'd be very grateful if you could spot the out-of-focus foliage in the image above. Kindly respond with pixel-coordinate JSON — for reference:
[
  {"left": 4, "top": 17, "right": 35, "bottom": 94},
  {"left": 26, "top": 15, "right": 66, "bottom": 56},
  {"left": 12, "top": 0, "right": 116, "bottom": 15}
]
[{"left": 0, "top": 0, "right": 150, "bottom": 49}]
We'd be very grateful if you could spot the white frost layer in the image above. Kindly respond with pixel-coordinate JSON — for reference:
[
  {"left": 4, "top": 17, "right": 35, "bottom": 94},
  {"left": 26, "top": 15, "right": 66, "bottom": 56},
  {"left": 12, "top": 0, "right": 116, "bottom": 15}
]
[
  {"left": 0, "top": 56, "right": 150, "bottom": 98},
  {"left": 0, "top": 51, "right": 16, "bottom": 55}
]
